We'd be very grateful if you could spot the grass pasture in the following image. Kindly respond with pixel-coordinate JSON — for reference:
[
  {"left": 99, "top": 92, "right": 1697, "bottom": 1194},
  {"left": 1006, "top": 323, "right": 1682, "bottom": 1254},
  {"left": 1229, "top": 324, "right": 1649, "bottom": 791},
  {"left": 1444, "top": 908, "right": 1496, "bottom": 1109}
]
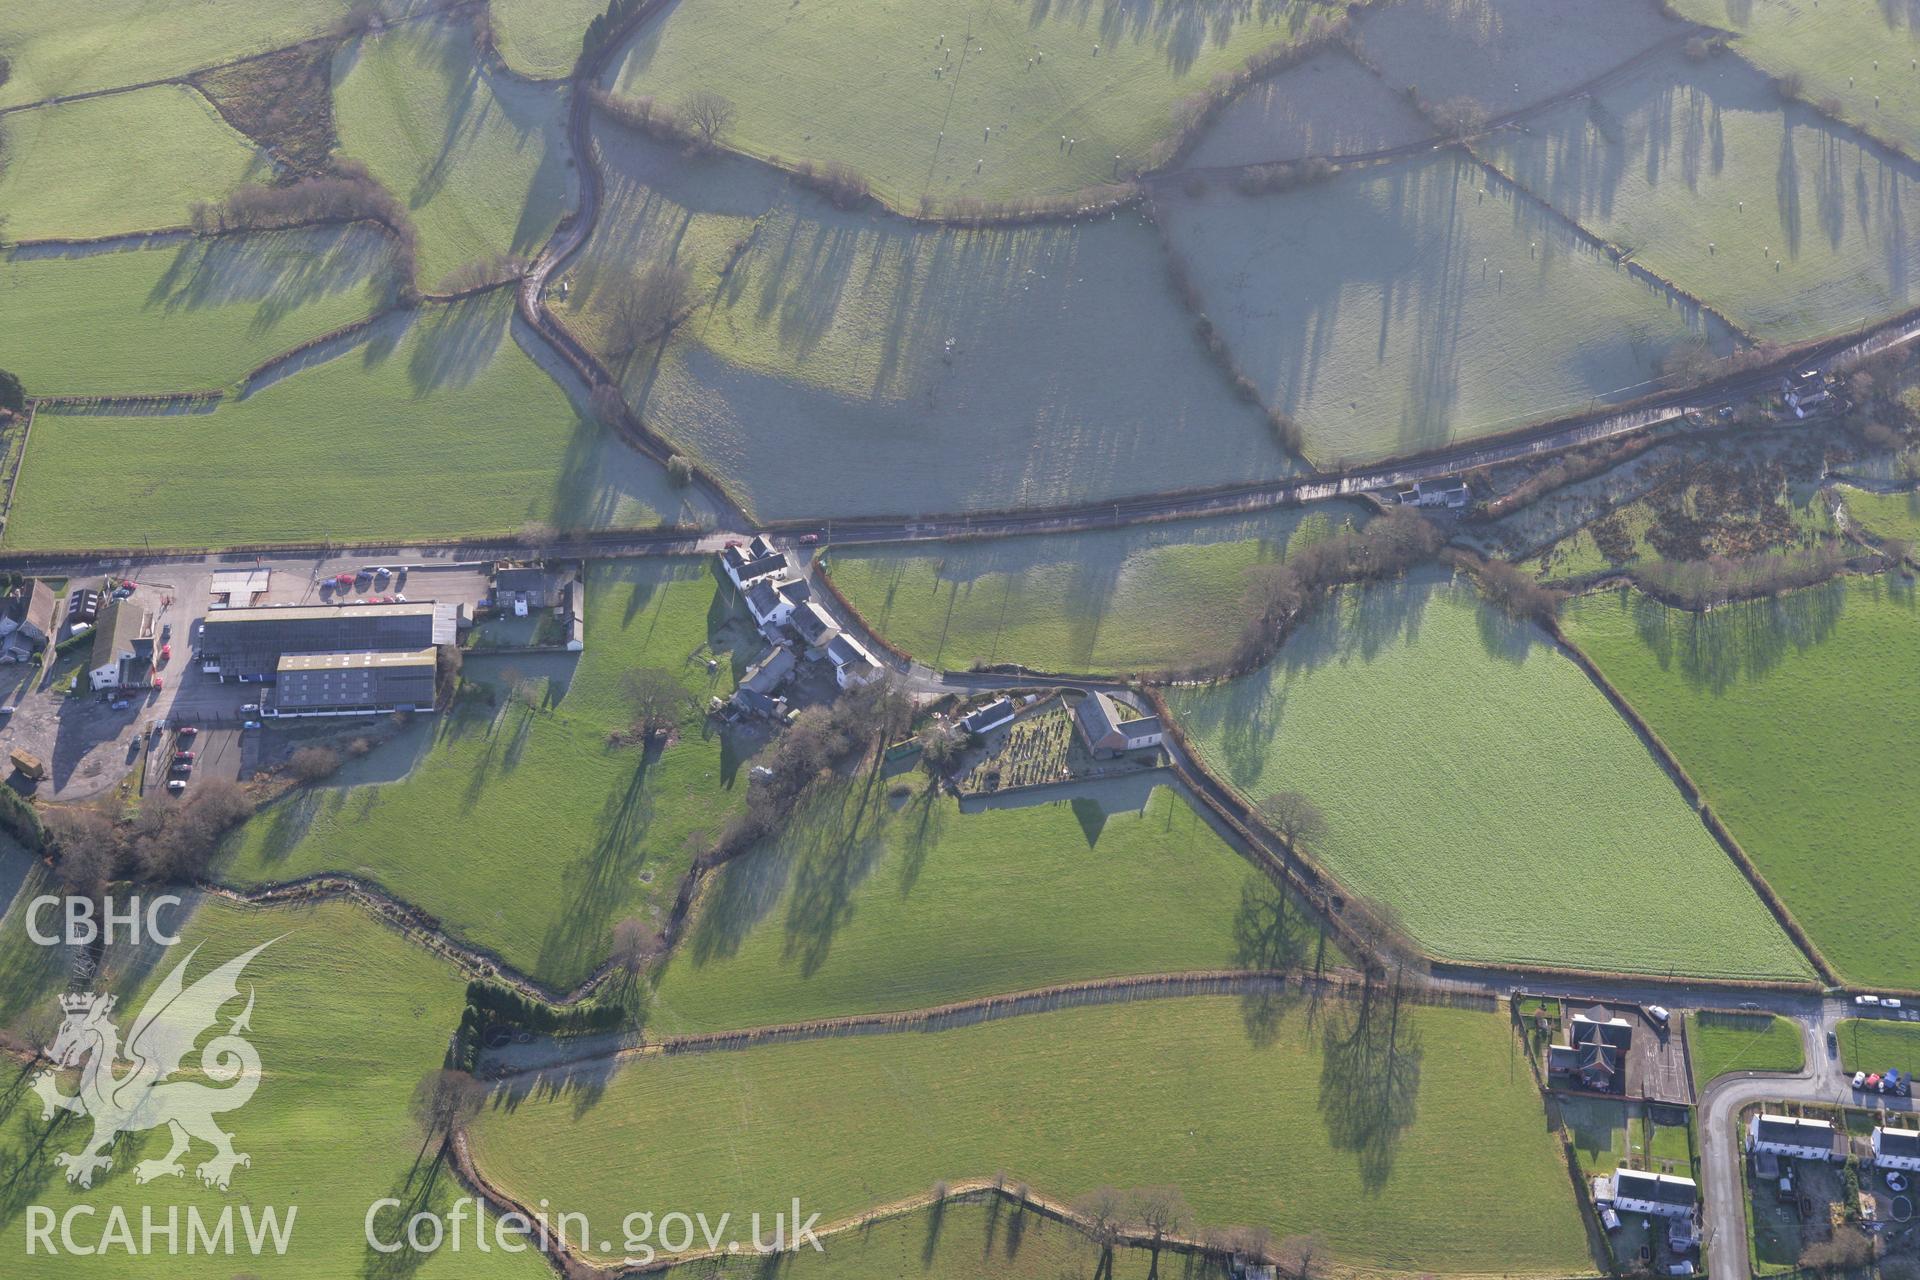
[
  {"left": 0, "top": 226, "right": 391, "bottom": 397},
  {"left": 471, "top": 996, "right": 1591, "bottom": 1275},
  {"left": 333, "top": 13, "right": 576, "bottom": 287},
  {"left": 1350, "top": 0, "right": 1688, "bottom": 116},
  {"left": 560, "top": 113, "right": 789, "bottom": 331},
  {"left": 1841, "top": 484, "right": 1920, "bottom": 547},
  {"left": 1668, "top": 0, "right": 1920, "bottom": 161},
  {"left": 659, "top": 1195, "right": 1229, "bottom": 1278},
  {"left": 1187, "top": 46, "right": 1435, "bottom": 168},
  {"left": 821, "top": 501, "right": 1365, "bottom": 673},
  {"left": 652, "top": 781, "right": 1329, "bottom": 1035},
  {"left": 218, "top": 560, "right": 754, "bottom": 990},
  {"left": 1837, "top": 1018, "right": 1920, "bottom": 1076},
  {"left": 1687, "top": 1011, "right": 1805, "bottom": 1094},
  {"left": 0, "top": 896, "right": 550, "bottom": 1279},
  {"left": 1562, "top": 578, "right": 1920, "bottom": 989},
  {"left": 620, "top": 190, "right": 1295, "bottom": 519},
  {"left": 5, "top": 293, "right": 708, "bottom": 549},
  {"left": 0, "top": 0, "right": 355, "bottom": 109},
  {"left": 1156, "top": 151, "right": 1729, "bottom": 467},
  {"left": 0, "top": 87, "right": 267, "bottom": 242},
  {"left": 1478, "top": 49, "right": 1920, "bottom": 342},
  {"left": 490, "top": 0, "right": 603, "bottom": 79},
  {"left": 608, "top": 0, "right": 1340, "bottom": 208},
  {"left": 1167, "top": 571, "right": 1812, "bottom": 979}
]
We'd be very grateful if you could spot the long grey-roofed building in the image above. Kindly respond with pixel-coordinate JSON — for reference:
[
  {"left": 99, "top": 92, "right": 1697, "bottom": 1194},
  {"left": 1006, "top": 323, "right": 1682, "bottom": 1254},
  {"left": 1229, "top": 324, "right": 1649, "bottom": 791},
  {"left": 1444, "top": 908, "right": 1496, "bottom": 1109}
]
[
  {"left": 196, "top": 602, "right": 456, "bottom": 681},
  {"left": 268, "top": 649, "right": 438, "bottom": 717}
]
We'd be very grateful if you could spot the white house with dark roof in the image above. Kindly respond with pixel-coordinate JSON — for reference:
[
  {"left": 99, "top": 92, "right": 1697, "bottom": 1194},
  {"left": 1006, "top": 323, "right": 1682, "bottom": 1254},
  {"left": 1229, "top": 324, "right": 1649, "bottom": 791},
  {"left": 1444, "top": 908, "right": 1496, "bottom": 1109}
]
[
  {"left": 1872, "top": 1127, "right": 1920, "bottom": 1171},
  {"left": 744, "top": 576, "right": 811, "bottom": 629},
  {"left": 827, "top": 633, "right": 882, "bottom": 689},
  {"left": 722, "top": 547, "right": 789, "bottom": 591},
  {"left": 1610, "top": 1169, "right": 1697, "bottom": 1219},
  {"left": 960, "top": 698, "right": 1015, "bottom": 736},
  {"left": 1747, "top": 1114, "right": 1839, "bottom": 1163}
]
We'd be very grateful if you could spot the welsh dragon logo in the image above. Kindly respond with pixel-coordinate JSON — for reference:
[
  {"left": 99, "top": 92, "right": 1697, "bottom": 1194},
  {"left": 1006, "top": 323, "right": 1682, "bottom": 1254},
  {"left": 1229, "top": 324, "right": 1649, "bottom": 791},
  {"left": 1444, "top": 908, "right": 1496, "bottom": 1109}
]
[{"left": 32, "top": 941, "right": 273, "bottom": 1191}]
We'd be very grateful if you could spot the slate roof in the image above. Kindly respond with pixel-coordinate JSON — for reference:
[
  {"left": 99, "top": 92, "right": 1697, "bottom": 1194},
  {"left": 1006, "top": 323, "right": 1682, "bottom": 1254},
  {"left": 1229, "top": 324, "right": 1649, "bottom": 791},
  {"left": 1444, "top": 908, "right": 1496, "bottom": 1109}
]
[
  {"left": 1876, "top": 1128, "right": 1920, "bottom": 1158},
  {"left": 1613, "top": 1169, "right": 1697, "bottom": 1207}
]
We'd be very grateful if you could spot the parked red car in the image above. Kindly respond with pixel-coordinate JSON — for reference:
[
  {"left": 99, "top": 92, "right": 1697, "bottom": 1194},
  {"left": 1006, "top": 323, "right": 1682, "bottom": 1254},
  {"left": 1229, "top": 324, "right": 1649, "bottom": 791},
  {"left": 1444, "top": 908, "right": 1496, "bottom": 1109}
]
[{"left": 176, "top": 726, "right": 198, "bottom": 740}]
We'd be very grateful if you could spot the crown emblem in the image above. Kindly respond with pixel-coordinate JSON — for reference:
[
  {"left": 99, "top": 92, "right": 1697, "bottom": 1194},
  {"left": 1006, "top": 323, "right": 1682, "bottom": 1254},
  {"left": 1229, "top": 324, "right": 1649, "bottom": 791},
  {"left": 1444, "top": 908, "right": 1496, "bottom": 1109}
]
[{"left": 60, "top": 993, "right": 109, "bottom": 1015}]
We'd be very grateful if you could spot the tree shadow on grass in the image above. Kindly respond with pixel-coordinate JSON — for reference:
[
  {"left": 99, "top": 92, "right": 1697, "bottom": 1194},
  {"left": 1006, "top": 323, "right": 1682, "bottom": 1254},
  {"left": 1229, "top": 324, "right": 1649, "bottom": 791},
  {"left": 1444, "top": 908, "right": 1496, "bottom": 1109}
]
[
  {"left": 535, "top": 745, "right": 658, "bottom": 988},
  {"left": 1232, "top": 874, "right": 1314, "bottom": 1047},
  {"left": 782, "top": 771, "right": 891, "bottom": 979},
  {"left": 1317, "top": 974, "right": 1423, "bottom": 1191},
  {"left": 1619, "top": 575, "right": 1847, "bottom": 695}
]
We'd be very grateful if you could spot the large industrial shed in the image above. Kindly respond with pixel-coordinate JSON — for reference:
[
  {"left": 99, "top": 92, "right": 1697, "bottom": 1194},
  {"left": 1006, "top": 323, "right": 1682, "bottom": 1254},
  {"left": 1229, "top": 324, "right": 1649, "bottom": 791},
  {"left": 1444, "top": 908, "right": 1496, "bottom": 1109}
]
[
  {"left": 196, "top": 602, "right": 457, "bottom": 681},
  {"left": 267, "top": 649, "right": 439, "bottom": 718}
]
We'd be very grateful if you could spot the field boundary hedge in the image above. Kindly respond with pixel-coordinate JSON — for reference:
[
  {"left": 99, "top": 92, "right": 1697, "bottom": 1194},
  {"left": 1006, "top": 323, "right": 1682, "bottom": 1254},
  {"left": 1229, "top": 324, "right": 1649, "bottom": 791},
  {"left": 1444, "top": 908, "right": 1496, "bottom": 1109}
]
[
  {"left": 1545, "top": 619, "right": 1839, "bottom": 985},
  {"left": 0, "top": 405, "right": 35, "bottom": 533},
  {"left": 197, "top": 870, "right": 623, "bottom": 1006},
  {"left": 1464, "top": 148, "right": 1755, "bottom": 343},
  {"left": 33, "top": 390, "right": 224, "bottom": 416}
]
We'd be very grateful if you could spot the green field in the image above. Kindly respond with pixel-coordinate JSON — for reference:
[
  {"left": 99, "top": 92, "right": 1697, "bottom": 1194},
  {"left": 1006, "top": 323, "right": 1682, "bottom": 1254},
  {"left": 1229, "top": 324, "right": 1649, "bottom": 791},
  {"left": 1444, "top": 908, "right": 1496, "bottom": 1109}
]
[
  {"left": 1187, "top": 46, "right": 1433, "bottom": 169},
  {"left": 1687, "top": 1011, "right": 1805, "bottom": 1093},
  {"left": 609, "top": 0, "right": 1338, "bottom": 208},
  {"left": 1157, "top": 151, "right": 1728, "bottom": 467},
  {"left": 5, "top": 293, "right": 709, "bottom": 549},
  {"left": 1351, "top": 0, "right": 1687, "bottom": 115},
  {"left": 652, "top": 781, "right": 1329, "bottom": 1034},
  {"left": 0, "top": 894, "right": 549, "bottom": 1279},
  {"left": 1168, "top": 571, "right": 1812, "bottom": 978},
  {"left": 471, "top": 996, "right": 1591, "bottom": 1275},
  {"left": 1479, "top": 49, "right": 1920, "bottom": 342},
  {"left": 613, "top": 184, "right": 1296, "bottom": 519},
  {"left": 219, "top": 560, "right": 752, "bottom": 989},
  {"left": 560, "top": 112, "right": 788, "bottom": 328},
  {"left": 1563, "top": 578, "right": 1920, "bottom": 989},
  {"left": 0, "top": 227, "right": 390, "bottom": 396},
  {"left": 1669, "top": 0, "right": 1920, "bottom": 160},
  {"left": 0, "top": 0, "right": 353, "bottom": 109},
  {"left": 662, "top": 1195, "right": 1229, "bottom": 1278},
  {"left": 822, "top": 502, "right": 1364, "bottom": 674},
  {"left": 334, "top": 13, "right": 576, "bottom": 287},
  {"left": 0, "top": 87, "right": 268, "bottom": 241},
  {"left": 1840, "top": 484, "right": 1920, "bottom": 547},
  {"left": 1837, "top": 1018, "right": 1920, "bottom": 1075},
  {"left": 491, "top": 0, "right": 602, "bottom": 79}
]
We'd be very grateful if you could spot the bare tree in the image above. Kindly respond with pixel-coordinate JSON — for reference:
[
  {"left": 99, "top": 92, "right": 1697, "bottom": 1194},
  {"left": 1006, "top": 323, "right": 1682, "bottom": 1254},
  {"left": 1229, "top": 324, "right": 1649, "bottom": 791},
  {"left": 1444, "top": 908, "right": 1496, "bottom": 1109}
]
[
  {"left": 1274, "top": 1234, "right": 1329, "bottom": 1280},
  {"left": 678, "top": 90, "right": 735, "bottom": 150},
  {"left": 1127, "top": 1184, "right": 1190, "bottom": 1254},
  {"left": 610, "top": 916, "right": 658, "bottom": 988},
  {"left": 604, "top": 262, "right": 692, "bottom": 361},
  {"left": 45, "top": 810, "right": 122, "bottom": 894},
  {"left": 1259, "top": 790, "right": 1326, "bottom": 851},
  {"left": 1073, "top": 1185, "right": 1125, "bottom": 1247},
  {"left": 288, "top": 746, "right": 340, "bottom": 783},
  {"left": 623, "top": 667, "right": 694, "bottom": 741},
  {"left": 917, "top": 721, "right": 965, "bottom": 778},
  {"left": 409, "top": 1068, "right": 485, "bottom": 1174}
]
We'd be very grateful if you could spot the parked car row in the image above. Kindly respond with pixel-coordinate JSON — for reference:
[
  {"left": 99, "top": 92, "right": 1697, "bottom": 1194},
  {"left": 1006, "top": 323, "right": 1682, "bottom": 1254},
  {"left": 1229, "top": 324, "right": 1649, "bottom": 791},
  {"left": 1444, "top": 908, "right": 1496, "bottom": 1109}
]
[{"left": 1853, "top": 1067, "right": 1911, "bottom": 1096}]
